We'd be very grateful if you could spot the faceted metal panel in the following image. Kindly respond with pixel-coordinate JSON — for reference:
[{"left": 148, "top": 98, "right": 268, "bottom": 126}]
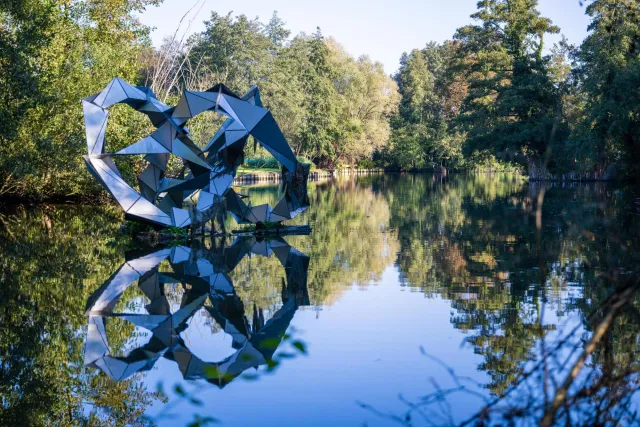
[
  {"left": 250, "top": 204, "right": 270, "bottom": 223},
  {"left": 171, "top": 138, "right": 210, "bottom": 170},
  {"left": 250, "top": 112, "right": 297, "bottom": 172},
  {"left": 172, "top": 207, "right": 191, "bottom": 228},
  {"left": 117, "top": 78, "right": 147, "bottom": 101},
  {"left": 82, "top": 100, "right": 108, "bottom": 155},
  {"left": 152, "top": 121, "right": 177, "bottom": 150},
  {"left": 209, "top": 172, "right": 234, "bottom": 196},
  {"left": 89, "top": 157, "right": 141, "bottom": 212},
  {"left": 127, "top": 198, "right": 172, "bottom": 226},
  {"left": 138, "top": 164, "right": 162, "bottom": 191},
  {"left": 145, "top": 153, "right": 169, "bottom": 171},
  {"left": 196, "top": 190, "right": 215, "bottom": 211},
  {"left": 116, "top": 135, "right": 169, "bottom": 155},
  {"left": 216, "top": 95, "right": 244, "bottom": 126},
  {"left": 242, "top": 85, "right": 263, "bottom": 107},
  {"left": 101, "top": 155, "right": 121, "bottom": 178},
  {"left": 220, "top": 94, "right": 268, "bottom": 131},
  {"left": 184, "top": 91, "right": 217, "bottom": 116}
]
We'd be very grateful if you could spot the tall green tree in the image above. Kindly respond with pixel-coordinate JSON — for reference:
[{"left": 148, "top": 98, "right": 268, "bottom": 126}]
[
  {"left": 182, "top": 17, "right": 398, "bottom": 168},
  {"left": 453, "top": 0, "right": 566, "bottom": 172},
  {"left": 0, "top": 0, "right": 159, "bottom": 199},
  {"left": 574, "top": 0, "right": 640, "bottom": 180},
  {"left": 264, "top": 11, "right": 290, "bottom": 47},
  {"left": 388, "top": 42, "right": 464, "bottom": 169},
  {"left": 296, "top": 29, "right": 340, "bottom": 164},
  {"left": 187, "top": 12, "right": 273, "bottom": 91},
  {"left": 0, "top": 0, "right": 55, "bottom": 142}
]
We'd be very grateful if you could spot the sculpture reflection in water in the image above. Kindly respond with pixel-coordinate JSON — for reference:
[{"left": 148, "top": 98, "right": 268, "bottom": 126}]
[{"left": 83, "top": 236, "right": 309, "bottom": 387}]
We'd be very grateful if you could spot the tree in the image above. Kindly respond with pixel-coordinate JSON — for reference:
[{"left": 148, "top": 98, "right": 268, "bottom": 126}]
[
  {"left": 453, "top": 0, "right": 566, "bottom": 173},
  {"left": 178, "top": 17, "right": 398, "bottom": 168},
  {"left": 326, "top": 40, "right": 399, "bottom": 166},
  {"left": 574, "top": 0, "right": 640, "bottom": 180},
  {"left": 0, "top": 0, "right": 160, "bottom": 199},
  {"left": 0, "top": 205, "right": 162, "bottom": 425},
  {"left": 296, "top": 28, "right": 340, "bottom": 164},
  {"left": 187, "top": 12, "right": 273, "bottom": 92},
  {"left": 0, "top": 0, "right": 55, "bottom": 142},
  {"left": 388, "top": 43, "right": 464, "bottom": 169},
  {"left": 264, "top": 11, "right": 290, "bottom": 47}
]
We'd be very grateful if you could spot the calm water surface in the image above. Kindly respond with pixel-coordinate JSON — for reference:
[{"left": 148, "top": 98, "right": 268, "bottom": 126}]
[{"left": 2, "top": 174, "right": 640, "bottom": 426}]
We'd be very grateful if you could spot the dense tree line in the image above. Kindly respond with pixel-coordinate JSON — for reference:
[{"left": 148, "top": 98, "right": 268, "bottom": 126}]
[
  {"left": 388, "top": 0, "right": 640, "bottom": 181},
  {"left": 0, "top": 3, "right": 398, "bottom": 199},
  {"left": 170, "top": 12, "right": 400, "bottom": 168},
  {"left": 1, "top": 0, "right": 640, "bottom": 200}
]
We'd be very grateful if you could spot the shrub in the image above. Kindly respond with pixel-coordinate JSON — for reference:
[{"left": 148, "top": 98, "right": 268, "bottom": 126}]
[
  {"left": 243, "top": 157, "right": 281, "bottom": 169},
  {"left": 243, "top": 156, "right": 317, "bottom": 170},
  {"left": 296, "top": 156, "right": 316, "bottom": 170}
]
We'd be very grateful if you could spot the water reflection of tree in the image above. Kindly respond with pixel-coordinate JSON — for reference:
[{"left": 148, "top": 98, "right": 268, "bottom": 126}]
[
  {"left": 236, "top": 179, "right": 399, "bottom": 308},
  {"left": 379, "top": 173, "right": 549, "bottom": 395},
  {"left": 0, "top": 205, "right": 163, "bottom": 426},
  {"left": 0, "top": 179, "right": 401, "bottom": 424},
  {"left": 368, "top": 175, "right": 640, "bottom": 424},
  {"left": 4, "top": 176, "right": 640, "bottom": 425}
]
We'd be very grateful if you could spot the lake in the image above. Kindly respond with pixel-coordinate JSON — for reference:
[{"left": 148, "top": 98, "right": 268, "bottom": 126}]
[{"left": 2, "top": 173, "right": 640, "bottom": 426}]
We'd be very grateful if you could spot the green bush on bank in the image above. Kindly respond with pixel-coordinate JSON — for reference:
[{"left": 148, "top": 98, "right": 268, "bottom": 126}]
[
  {"left": 469, "top": 155, "right": 523, "bottom": 174},
  {"left": 242, "top": 156, "right": 316, "bottom": 171}
]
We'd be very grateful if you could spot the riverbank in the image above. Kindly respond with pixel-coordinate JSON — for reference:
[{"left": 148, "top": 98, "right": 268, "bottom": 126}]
[
  {"left": 233, "top": 168, "right": 385, "bottom": 184},
  {"left": 1, "top": 168, "right": 627, "bottom": 206}
]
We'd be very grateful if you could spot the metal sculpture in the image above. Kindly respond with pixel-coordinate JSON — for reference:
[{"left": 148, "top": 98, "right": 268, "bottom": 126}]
[
  {"left": 83, "top": 236, "right": 310, "bottom": 386},
  {"left": 82, "top": 78, "right": 309, "bottom": 229}
]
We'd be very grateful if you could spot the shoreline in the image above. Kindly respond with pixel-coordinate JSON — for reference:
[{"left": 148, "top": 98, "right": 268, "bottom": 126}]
[
  {"left": 0, "top": 170, "right": 626, "bottom": 205},
  {"left": 233, "top": 168, "right": 385, "bottom": 184}
]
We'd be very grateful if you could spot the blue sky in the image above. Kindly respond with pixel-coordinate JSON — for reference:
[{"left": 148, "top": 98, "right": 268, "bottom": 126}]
[{"left": 139, "top": 0, "right": 591, "bottom": 74}]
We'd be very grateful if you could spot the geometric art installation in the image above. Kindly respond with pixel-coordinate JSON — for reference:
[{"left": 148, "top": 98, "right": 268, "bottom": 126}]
[
  {"left": 82, "top": 78, "right": 310, "bottom": 229},
  {"left": 83, "top": 236, "right": 310, "bottom": 386}
]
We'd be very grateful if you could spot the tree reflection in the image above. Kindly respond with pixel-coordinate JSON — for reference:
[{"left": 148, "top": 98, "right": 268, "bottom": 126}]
[
  {"left": 0, "top": 178, "right": 400, "bottom": 425},
  {"left": 236, "top": 179, "right": 399, "bottom": 307},
  {"left": 364, "top": 175, "right": 640, "bottom": 425},
  {"left": 0, "top": 204, "right": 160, "bottom": 426},
  {"left": 2, "top": 175, "right": 640, "bottom": 425}
]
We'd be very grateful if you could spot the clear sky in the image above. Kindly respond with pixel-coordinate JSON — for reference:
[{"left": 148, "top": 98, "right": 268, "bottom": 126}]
[{"left": 138, "top": 0, "right": 591, "bottom": 74}]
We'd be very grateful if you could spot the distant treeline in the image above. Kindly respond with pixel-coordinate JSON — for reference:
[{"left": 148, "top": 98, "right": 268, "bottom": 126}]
[{"left": 1, "top": 0, "right": 639, "bottom": 199}]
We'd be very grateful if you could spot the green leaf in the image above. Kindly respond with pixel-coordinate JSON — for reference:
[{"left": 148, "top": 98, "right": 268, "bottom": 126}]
[{"left": 292, "top": 340, "right": 307, "bottom": 354}]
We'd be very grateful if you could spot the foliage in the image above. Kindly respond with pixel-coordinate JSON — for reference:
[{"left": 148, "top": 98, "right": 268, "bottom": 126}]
[
  {"left": 0, "top": 5, "right": 397, "bottom": 201},
  {"left": 0, "top": 0, "right": 158, "bottom": 199},
  {"left": 386, "top": 42, "right": 466, "bottom": 170},
  {"left": 386, "top": 0, "right": 639, "bottom": 180},
  {"left": 243, "top": 157, "right": 282, "bottom": 170},
  {"left": 3, "top": 0, "right": 640, "bottom": 199},
  {"left": 3, "top": 175, "right": 640, "bottom": 425},
  {"left": 180, "top": 15, "right": 398, "bottom": 169},
  {"left": 571, "top": 0, "right": 640, "bottom": 180},
  {"left": 0, "top": 204, "right": 163, "bottom": 425}
]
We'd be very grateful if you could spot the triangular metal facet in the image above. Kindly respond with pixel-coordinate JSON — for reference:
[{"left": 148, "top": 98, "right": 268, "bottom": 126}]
[
  {"left": 116, "top": 136, "right": 170, "bottom": 155},
  {"left": 101, "top": 78, "right": 129, "bottom": 108},
  {"left": 172, "top": 95, "right": 192, "bottom": 119},
  {"left": 220, "top": 94, "right": 268, "bottom": 131},
  {"left": 185, "top": 91, "right": 217, "bottom": 116}
]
